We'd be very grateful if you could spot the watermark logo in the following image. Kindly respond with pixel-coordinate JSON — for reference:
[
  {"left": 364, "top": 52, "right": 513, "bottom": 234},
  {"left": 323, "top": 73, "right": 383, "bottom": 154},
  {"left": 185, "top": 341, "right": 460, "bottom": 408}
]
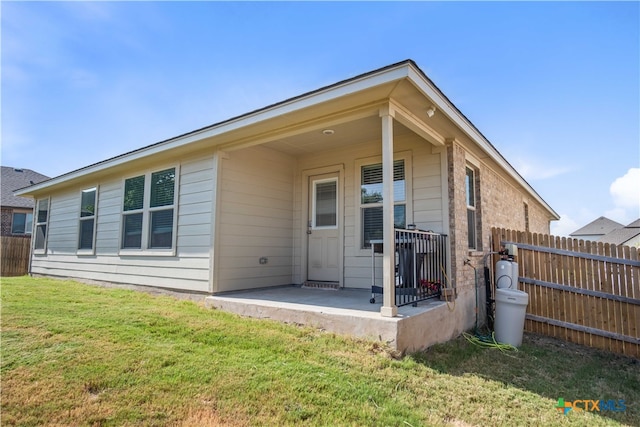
[
  {"left": 556, "top": 398, "right": 626, "bottom": 415},
  {"left": 556, "top": 398, "right": 572, "bottom": 415}
]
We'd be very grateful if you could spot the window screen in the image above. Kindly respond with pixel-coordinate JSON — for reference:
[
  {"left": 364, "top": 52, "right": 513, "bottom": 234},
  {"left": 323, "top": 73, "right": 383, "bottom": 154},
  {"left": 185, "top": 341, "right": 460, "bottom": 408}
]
[
  {"left": 122, "top": 213, "right": 143, "bottom": 249},
  {"left": 78, "top": 219, "right": 95, "bottom": 250},
  {"left": 150, "top": 209, "right": 174, "bottom": 249}
]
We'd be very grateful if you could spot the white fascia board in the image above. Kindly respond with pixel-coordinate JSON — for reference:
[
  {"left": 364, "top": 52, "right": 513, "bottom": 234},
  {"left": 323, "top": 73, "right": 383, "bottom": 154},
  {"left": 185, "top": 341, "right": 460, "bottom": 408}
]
[
  {"left": 388, "top": 99, "right": 445, "bottom": 146},
  {"left": 16, "top": 64, "right": 412, "bottom": 197},
  {"left": 406, "top": 65, "right": 559, "bottom": 219}
]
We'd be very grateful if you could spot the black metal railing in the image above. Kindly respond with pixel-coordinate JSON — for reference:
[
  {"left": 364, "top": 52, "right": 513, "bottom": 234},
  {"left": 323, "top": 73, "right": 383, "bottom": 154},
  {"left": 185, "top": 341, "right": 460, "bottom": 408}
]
[
  {"left": 369, "top": 229, "right": 448, "bottom": 307},
  {"left": 394, "top": 229, "right": 448, "bottom": 307}
]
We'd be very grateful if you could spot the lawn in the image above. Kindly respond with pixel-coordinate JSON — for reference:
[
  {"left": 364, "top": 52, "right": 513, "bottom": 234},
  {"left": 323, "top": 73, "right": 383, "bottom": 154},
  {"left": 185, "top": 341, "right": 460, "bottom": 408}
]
[{"left": 1, "top": 276, "right": 638, "bottom": 426}]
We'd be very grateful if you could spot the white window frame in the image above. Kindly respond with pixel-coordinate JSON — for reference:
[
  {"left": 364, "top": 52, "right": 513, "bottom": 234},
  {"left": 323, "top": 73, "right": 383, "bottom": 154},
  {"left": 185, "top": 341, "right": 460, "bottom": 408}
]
[
  {"left": 355, "top": 151, "right": 413, "bottom": 254},
  {"left": 465, "top": 165, "right": 478, "bottom": 250},
  {"left": 311, "top": 177, "right": 338, "bottom": 230},
  {"left": 11, "top": 211, "right": 33, "bottom": 235},
  {"left": 77, "top": 187, "right": 98, "bottom": 255},
  {"left": 33, "top": 198, "right": 50, "bottom": 254},
  {"left": 119, "top": 165, "right": 179, "bottom": 257}
]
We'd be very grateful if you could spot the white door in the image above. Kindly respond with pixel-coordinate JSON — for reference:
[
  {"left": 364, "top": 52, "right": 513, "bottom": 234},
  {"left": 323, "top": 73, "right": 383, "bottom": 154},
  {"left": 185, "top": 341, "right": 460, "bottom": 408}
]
[{"left": 307, "top": 174, "right": 340, "bottom": 282}]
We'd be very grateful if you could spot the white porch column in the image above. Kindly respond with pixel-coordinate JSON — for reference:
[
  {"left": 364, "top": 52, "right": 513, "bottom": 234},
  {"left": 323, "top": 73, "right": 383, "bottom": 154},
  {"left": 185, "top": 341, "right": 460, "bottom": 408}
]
[{"left": 380, "top": 106, "right": 397, "bottom": 317}]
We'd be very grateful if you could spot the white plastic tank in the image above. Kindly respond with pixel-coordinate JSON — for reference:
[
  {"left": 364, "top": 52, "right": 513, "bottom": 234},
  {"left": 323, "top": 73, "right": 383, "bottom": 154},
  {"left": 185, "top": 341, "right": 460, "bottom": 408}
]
[
  {"left": 494, "top": 288, "right": 529, "bottom": 346},
  {"left": 511, "top": 261, "right": 519, "bottom": 288},
  {"left": 496, "top": 260, "right": 513, "bottom": 289}
]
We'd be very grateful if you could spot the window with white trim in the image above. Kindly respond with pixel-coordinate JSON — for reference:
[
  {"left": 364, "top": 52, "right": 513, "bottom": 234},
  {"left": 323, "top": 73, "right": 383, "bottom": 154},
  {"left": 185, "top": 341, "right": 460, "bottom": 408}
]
[
  {"left": 34, "top": 198, "right": 49, "bottom": 251},
  {"left": 121, "top": 167, "right": 177, "bottom": 252},
  {"left": 78, "top": 187, "right": 97, "bottom": 251},
  {"left": 11, "top": 212, "right": 33, "bottom": 235},
  {"left": 359, "top": 159, "right": 407, "bottom": 249},
  {"left": 465, "top": 166, "right": 478, "bottom": 250}
]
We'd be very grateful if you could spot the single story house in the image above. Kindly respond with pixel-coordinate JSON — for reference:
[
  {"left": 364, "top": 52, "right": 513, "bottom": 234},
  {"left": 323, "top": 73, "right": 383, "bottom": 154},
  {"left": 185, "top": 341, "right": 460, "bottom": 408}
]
[{"left": 16, "top": 60, "right": 559, "bottom": 350}]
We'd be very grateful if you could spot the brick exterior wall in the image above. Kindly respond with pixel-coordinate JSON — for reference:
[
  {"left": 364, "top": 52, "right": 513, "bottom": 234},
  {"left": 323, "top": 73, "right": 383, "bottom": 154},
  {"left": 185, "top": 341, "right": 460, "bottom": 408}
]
[
  {"left": 446, "top": 142, "right": 467, "bottom": 286},
  {"left": 1, "top": 207, "right": 14, "bottom": 236},
  {"left": 1, "top": 207, "right": 33, "bottom": 238},
  {"left": 478, "top": 164, "right": 551, "bottom": 245},
  {"left": 446, "top": 139, "right": 554, "bottom": 332}
]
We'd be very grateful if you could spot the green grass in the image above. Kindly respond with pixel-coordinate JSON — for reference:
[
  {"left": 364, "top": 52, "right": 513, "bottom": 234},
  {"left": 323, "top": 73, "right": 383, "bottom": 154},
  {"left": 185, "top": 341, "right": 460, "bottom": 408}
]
[{"left": 1, "top": 276, "right": 638, "bottom": 426}]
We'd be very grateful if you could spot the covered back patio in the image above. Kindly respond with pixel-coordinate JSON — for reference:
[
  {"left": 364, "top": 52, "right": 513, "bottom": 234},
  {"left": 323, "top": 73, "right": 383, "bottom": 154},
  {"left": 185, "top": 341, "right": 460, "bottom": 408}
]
[{"left": 213, "top": 100, "right": 453, "bottom": 317}]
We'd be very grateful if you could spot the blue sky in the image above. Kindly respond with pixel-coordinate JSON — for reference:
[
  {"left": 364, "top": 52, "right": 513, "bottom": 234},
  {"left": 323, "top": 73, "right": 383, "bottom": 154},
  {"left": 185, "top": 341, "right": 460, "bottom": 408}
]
[{"left": 2, "top": 1, "right": 639, "bottom": 236}]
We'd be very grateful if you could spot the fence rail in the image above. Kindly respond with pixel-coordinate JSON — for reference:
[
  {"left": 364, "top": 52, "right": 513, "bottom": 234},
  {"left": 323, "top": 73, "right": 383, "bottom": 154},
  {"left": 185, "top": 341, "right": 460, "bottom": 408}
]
[
  {"left": 492, "top": 228, "right": 639, "bottom": 359},
  {"left": 1, "top": 236, "right": 31, "bottom": 277}
]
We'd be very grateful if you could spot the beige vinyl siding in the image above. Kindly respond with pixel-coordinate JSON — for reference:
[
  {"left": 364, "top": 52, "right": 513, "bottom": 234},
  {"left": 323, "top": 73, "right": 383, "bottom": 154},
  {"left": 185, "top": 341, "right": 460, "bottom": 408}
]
[
  {"left": 412, "top": 150, "right": 445, "bottom": 230},
  {"left": 217, "top": 146, "right": 295, "bottom": 292},
  {"left": 294, "top": 132, "right": 444, "bottom": 288},
  {"left": 45, "top": 192, "right": 79, "bottom": 253},
  {"left": 96, "top": 182, "right": 122, "bottom": 252},
  {"left": 177, "top": 160, "right": 215, "bottom": 256},
  {"left": 30, "top": 133, "right": 444, "bottom": 292},
  {"left": 30, "top": 156, "right": 215, "bottom": 292}
]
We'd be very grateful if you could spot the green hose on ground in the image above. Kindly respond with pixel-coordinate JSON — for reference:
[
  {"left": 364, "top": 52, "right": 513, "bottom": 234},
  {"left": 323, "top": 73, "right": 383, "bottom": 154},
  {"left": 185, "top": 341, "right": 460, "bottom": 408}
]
[{"left": 463, "top": 331, "right": 518, "bottom": 352}]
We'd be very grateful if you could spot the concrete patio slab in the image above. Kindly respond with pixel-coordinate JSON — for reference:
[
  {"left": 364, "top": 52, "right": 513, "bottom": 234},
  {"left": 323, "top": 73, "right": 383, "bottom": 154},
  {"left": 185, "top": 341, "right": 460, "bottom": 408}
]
[{"left": 204, "top": 286, "right": 458, "bottom": 353}]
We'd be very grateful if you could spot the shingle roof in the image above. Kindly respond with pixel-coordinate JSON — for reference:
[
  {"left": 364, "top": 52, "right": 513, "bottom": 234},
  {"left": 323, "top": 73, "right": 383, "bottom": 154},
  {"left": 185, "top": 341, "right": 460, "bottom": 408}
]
[
  {"left": 598, "top": 228, "right": 640, "bottom": 245},
  {"left": 570, "top": 216, "right": 640, "bottom": 245},
  {"left": 569, "top": 216, "right": 624, "bottom": 237},
  {"left": 1, "top": 166, "right": 50, "bottom": 209},
  {"left": 625, "top": 218, "right": 640, "bottom": 228},
  {"left": 13, "top": 60, "right": 559, "bottom": 221}
]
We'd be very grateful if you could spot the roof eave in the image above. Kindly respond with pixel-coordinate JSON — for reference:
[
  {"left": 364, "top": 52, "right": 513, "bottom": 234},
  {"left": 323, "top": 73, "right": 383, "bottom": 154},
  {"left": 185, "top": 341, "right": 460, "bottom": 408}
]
[
  {"left": 15, "top": 61, "right": 414, "bottom": 198},
  {"left": 405, "top": 63, "right": 560, "bottom": 220},
  {"left": 15, "top": 60, "right": 560, "bottom": 221}
]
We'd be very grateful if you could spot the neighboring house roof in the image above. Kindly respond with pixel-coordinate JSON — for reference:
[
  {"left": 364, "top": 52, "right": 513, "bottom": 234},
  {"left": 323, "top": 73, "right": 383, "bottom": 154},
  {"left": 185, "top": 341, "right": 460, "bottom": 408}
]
[
  {"left": 14, "top": 59, "right": 559, "bottom": 220},
  {"left": 1, "top": 166, "right": 50, "bottom": 209},
  {"left": 598, "top": 218, "right": 640, "bottom": 245},
  {"left": 625, "top": 218, "right": 640, "bottom": 228},
  {"left": 569, "top": 216, "right": 624, "bottom": 238}
]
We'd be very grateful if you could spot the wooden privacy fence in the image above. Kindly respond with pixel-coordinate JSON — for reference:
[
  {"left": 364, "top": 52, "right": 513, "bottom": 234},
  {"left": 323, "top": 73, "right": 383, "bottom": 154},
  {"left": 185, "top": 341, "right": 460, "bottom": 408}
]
[
  {"left": 1, "top": 236, "right": 31, "bottom": 277},
  {"left": 492, "top": 228, "right": 640, "bottom": 359}
]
